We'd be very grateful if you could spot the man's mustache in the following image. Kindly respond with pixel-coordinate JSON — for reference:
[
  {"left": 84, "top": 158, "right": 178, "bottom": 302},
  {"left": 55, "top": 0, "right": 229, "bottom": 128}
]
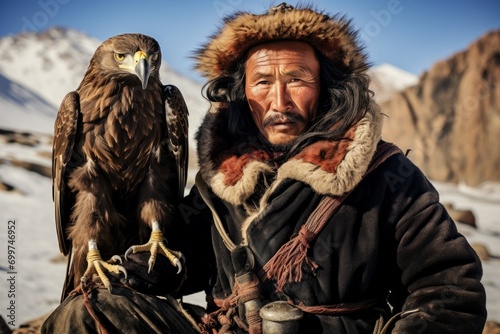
[{"left": 263, "top": 112, "right": 306, "bottom": 128}]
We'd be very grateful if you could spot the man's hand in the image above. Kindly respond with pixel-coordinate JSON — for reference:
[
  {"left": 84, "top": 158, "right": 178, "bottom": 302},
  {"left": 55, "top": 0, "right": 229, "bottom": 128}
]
[{"left": 110, "top": 252, "right": 186, "bottom": 296}]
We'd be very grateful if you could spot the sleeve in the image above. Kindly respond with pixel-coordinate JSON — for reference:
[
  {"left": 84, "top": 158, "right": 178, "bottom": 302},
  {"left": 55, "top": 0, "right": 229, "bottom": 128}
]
[
  {"left": 174, "top": 185, "right": 217, "bottom": 297},
  {"left": 41, "top": 286, "right": 199, "bottom": 334},
  {"left": 388, "top": 162, "right": 487, "bottom": 333}
]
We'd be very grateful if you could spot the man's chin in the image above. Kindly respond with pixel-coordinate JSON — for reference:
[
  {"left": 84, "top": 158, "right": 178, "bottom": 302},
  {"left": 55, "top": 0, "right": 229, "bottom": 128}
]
[
  {"left": 258, "top": 131, "right": 299, "bottom": 153},
  {"left": 268, "top": 143, "right": 291, "bottom": 152},
  {"left": 266, "top": 137, "right": 296, "bottom": 153}
]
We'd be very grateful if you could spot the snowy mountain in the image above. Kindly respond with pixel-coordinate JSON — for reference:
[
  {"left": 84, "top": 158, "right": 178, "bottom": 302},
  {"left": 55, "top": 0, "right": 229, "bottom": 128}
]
[
  {"left": 368, "top": 63, "right": 418, "bottom": 103},
  {"left": 0, "top": 27, "right": 499, "bottom": 331},
  {"left": 0, "top": 27, "right": 101, "bottom": 108},
  {"left": 0, "top": 73, "right": 56, "bottom": 134}
]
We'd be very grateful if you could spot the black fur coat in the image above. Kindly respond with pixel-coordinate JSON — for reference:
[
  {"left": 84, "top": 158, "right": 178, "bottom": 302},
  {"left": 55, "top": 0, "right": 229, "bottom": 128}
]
[{"left": 176, "top": 104, "right": 487, "bottom": 333}]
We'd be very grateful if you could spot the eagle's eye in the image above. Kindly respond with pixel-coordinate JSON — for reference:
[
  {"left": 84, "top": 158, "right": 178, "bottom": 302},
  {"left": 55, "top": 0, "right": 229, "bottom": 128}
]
[
  {"left": 114, "top": 53, "right": 126, "bottom": 61},
  {"left": 151, "top": 53, "right": 159, "bottom": 61}
]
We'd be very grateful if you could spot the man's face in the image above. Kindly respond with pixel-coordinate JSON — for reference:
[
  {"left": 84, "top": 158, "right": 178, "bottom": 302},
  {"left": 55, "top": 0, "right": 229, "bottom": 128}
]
[{"left": 245, "top": 41, "right": 321, "bottom": 146}]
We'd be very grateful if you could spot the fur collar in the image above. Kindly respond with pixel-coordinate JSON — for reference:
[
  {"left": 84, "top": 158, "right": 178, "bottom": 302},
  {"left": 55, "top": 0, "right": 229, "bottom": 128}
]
[{"left": 196, "top": 102, "right": 383, "bottom": 207}]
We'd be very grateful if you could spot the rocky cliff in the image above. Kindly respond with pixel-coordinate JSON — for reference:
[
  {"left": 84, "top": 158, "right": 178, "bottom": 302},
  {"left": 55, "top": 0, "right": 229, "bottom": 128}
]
[{"left": 381, "top": 30, "right": 500, "bottom": 186}]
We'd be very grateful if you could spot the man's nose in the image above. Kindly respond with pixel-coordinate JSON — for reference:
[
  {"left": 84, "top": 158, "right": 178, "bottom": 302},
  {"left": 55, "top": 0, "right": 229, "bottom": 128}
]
[{"left": 271, "top": 83, "right": 293, "bottom": 112}]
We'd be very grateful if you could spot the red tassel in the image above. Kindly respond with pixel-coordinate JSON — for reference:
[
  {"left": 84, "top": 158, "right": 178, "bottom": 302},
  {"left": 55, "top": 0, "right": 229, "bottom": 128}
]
[{"left": 263, "top": 225, "right": 318, "bottom": 291}]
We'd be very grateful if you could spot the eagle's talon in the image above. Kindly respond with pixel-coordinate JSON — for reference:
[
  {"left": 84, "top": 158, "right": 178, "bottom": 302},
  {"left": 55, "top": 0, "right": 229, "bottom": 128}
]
[
  {"left": 118, "top": 265, "right": 128, "bottom": 279},
  {"left": 173, "top": 258, "right": 182, "bottom": 274},
  {"left": 110, "top": 255, "right": 123, "bottom": 264},
  {"left": 147, "top": 257, "right": 156, "bottom": 274},
  {"left": 124, "top": 247, "right": 133, "bottom": 261},
  {"left": 165, "top": 249, "right": 184, "bottom": 274},
  {"left": 81, "top": 249, "right": 127, "bottom": 291},
  {"left": 127, "top": 237, "right": 183, "bottom": 275}
]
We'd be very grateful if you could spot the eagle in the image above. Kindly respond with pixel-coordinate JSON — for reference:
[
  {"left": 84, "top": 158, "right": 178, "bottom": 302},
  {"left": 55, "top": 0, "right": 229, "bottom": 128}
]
[{"left": 52, "top": 33, "right": 189, "bottom": 301}]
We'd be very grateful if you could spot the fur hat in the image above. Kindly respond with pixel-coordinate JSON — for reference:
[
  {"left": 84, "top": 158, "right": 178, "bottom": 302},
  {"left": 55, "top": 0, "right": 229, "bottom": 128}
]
[{"left": 195, "top": 3, "right": 368, "bottom": 79}]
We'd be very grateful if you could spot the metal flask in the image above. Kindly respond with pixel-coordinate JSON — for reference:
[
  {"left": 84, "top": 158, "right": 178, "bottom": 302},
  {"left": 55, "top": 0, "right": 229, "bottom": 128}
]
[{"left": 260, "top": 301, "right": 303, "bottom": 334}]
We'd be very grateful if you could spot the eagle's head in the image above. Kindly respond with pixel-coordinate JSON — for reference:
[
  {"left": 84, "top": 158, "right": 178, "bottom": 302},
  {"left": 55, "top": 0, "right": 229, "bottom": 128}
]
[{"left": 90, "top": 33, "right": 162, "bottom": 89}]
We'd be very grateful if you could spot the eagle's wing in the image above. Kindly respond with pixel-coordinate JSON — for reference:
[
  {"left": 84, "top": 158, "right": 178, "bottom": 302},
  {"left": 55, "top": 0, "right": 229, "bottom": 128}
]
[
  {"left": 164, "top": 85, "right": 189, "bottom": 200},
  {"left": 52, "top": 92, "right": 80, "bottom": 256}
]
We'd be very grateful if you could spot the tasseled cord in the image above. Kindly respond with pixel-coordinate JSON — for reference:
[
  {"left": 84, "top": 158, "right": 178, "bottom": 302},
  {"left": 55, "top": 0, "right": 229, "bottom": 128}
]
[{"left": 262, "top": 196, "right": 342, "bottom": 291}]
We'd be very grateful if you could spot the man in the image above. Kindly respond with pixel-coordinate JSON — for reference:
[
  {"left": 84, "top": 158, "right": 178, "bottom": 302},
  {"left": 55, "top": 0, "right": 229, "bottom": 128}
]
[{"left": 43, "top": 3, "right": 486, "bottom": 333}]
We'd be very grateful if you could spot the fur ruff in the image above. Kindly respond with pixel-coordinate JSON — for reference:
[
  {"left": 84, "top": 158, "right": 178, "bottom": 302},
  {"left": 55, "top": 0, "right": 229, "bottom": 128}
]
[
  {"left": 196, "top": 101, "right": 382, "bottom": 207},
  {"left": 194, "top": 3, "right": 368, "bottom": 79},
  {"left": 277, "top": 103, "right": 383, "bottom": 196}
]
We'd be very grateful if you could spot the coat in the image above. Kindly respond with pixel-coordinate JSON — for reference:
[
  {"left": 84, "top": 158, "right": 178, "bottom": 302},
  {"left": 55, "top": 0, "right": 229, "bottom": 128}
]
[{"left": 176, "top": 100, "right": 487, "bottom": 333}]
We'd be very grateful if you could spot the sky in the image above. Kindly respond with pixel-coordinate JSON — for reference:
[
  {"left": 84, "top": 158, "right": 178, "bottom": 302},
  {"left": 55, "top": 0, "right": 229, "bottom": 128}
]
[{"left": 1, "top": 0, "right": 499, "bottom": 83}]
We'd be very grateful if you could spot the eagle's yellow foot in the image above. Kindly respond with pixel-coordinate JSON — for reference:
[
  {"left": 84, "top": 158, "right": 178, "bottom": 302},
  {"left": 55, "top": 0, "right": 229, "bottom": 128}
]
[
  {"left": 81, "top": 248, "right": 127, "bottom": 292},
  {"left": 125, "top": 227, "right": 183, "bottom": 274}
]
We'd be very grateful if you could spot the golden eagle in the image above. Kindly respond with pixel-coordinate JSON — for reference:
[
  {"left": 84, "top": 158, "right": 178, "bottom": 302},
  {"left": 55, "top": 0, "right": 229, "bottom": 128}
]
[{"left": 52, "top": 33, "right": 188, "bottom": 300}]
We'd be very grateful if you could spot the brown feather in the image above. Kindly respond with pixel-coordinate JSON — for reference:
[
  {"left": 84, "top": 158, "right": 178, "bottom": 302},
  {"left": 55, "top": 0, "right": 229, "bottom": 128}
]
[{"left": 52, "top": 34, "right": 189, "bottom": 300}]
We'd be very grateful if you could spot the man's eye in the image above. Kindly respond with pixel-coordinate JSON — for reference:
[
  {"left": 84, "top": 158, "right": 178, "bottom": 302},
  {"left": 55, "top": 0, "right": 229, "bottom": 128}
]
[{"left": 256, "top": 80, "right": 270, "bottom": 85}]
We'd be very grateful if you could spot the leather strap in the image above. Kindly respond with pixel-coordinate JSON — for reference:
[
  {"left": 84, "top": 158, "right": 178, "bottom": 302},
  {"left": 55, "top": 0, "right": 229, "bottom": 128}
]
[
  {"left": 304, "top": 141, "right": 402, "bottom": 237},
  {"left": 305, "top": 141, "right": 402, "bottom": 240},
  {"left": 196, "top": 141, "right": 402, "bottom": 257},
  {"left": 196, "top": 172, "right": 237, "bottom": 252}
]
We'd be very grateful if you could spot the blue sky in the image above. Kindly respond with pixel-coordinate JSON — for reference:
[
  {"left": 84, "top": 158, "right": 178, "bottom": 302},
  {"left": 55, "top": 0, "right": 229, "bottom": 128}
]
[{"left": 1, "top": 0, "right": 499, "bottom": 83}]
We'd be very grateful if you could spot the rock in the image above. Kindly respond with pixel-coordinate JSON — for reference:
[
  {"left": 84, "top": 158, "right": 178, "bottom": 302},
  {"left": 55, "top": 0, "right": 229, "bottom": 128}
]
[
  {"left": 8, "top": 159, "right": 51, "bottom": 178},
  {"left": 0, "top": 181, "right": 16, "bottom": 192},
  {"left": 483, "top": 320, "right": 500, "bottom": 334},
  {"left": 36, "top": 151, "right": 52, "bottom": 160},
  {"left": 0, "top": 129, "right": 40, "bottom": 147},
  {"left": 471, "top": 243, "right": 491, "bottom": 261},
  {"left": 10, "top": 313, "right": 49, "bottom": 334},
  {"left": 49, "top": 253, "right": 67, "bottom": 263},
  {"left": 444, "top": 202, "right": 477, "bottom": 228},
  {"left": 381, "top": 30, "right": 500, "bottom": 186}
]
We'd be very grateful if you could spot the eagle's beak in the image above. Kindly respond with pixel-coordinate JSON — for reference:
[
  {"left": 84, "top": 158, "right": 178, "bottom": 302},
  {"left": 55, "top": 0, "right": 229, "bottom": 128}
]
[{"left": 134, "top": 51, "right": 150, "bottom": 89}]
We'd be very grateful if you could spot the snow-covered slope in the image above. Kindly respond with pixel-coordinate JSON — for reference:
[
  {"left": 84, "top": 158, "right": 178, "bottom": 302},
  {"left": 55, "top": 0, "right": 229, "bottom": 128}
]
[
  {"left": 368, "top": 63, "right": 418, "bottom": 102},
  {"left": 0, "top": 27, "right": 101, "bottom": 108},
  {"left": 0, "top": 74, "right": 56, "bottom": 134}
]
